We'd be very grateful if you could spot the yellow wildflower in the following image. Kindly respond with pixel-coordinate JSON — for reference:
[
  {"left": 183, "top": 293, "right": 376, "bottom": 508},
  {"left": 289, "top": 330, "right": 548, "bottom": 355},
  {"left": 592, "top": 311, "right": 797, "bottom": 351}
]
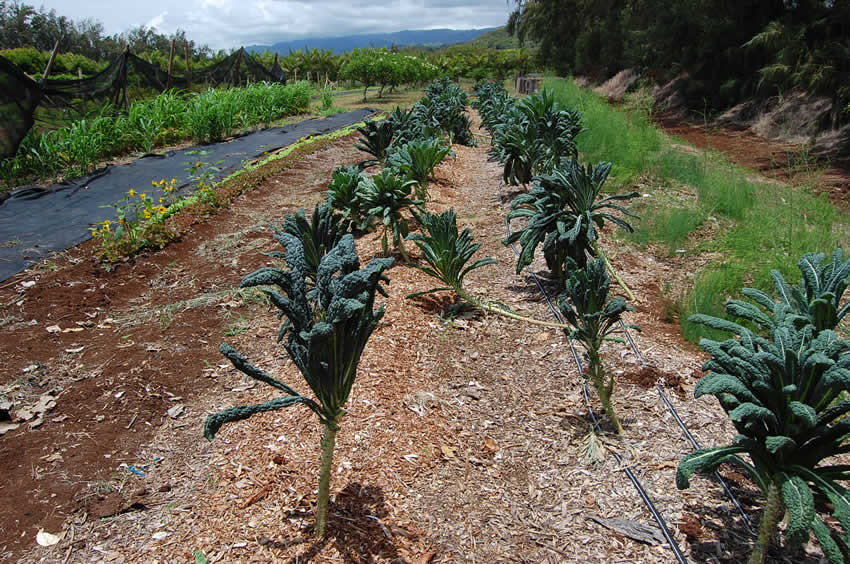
[
  {"left": 119, "top": 218, "right": 125, "bottom": 225},
  {"left": 196, "top": 161, "right": 202, "bottom": 168},
  {"left": 151, "top": 180, "right": 157, "bottom": 187},
  {"left": 143, "top": 209, "right": 151, "bottom": 219},
  {"left": 158, "top": 206, "right": 166, "bottom": 214},
  {"left": 128, "top": 189, "right": 135, "bottom": 197},
  {"left": 159, "top": 197, "right": 164, "bottom": 203},
  {"left": 140, "top": 193, "right": 146, "bottom": 201}
]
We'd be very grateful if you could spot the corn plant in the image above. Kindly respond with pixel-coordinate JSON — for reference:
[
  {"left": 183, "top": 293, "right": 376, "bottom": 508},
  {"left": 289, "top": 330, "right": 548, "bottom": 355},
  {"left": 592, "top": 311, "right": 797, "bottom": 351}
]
[
  {"left": 505, "top": 159, "right": 638, "bottom": 291},
  {"left": 326, "top": 164, "right": 366, "bottom": 227},
  {"left": 270, "top": 202, "right": 351, "bottom": 284},
  {"left": 387, "top": 137, "right": 453, "bottom": 198},
  {"left": 407, "top": 208, "right": 569, "bottom": 329},
  {"left": 205, "top": 234, "right": 392, "bottom": 538},
  {"left": 679, "top": 250, "right": 850, "bottom": 563},
  {"left": 354, "top": 119, "right": 394, "bottom": 166},
  {"left": 558, "top": 258, "right": 637, "bottom": 434},
  {"left": 356, "top": 169, "right": 423, "bottom": 260}
]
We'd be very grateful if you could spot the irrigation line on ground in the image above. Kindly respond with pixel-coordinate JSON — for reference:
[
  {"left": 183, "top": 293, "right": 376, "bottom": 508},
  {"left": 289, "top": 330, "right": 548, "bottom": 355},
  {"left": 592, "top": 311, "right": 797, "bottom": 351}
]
[
  {"left": 616, "top": 301, "right": 753, "bottom": 531},
  {"left": 581, "top": 383, "right": 689, "bottom": 564},
  {"left": 496, "top": 181, "right": 686, "bottom": 562},
  {"left": 656, "top": 385, "right": 756, "bottom": 534},
  {"left": 613, "top": 316, "right": 754, "bottom": 532}
]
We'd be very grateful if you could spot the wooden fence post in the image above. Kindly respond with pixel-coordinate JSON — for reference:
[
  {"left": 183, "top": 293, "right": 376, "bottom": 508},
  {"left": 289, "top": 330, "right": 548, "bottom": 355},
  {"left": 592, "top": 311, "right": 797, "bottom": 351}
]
[
  {"left": 41, "top": 40, "right": 60, "bottom": 84},
  {"left": 166, "top": 39, "right": 175, "bottom": 90}
]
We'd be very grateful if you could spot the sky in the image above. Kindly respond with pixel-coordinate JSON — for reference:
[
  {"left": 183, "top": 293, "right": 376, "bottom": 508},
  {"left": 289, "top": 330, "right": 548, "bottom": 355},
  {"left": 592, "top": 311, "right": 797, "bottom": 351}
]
[{"left": 37, "top": 0, "right": 513, "bottom": 50}]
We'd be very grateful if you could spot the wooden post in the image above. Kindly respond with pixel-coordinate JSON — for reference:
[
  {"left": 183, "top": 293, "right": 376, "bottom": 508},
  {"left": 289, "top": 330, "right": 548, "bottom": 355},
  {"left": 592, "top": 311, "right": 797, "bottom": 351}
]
[
  {"left": 41, "top": 40, "right": 60, "bottom": 83},
  {"left": 184, "top": 40, "right": 191, "bottom": 90},
  {"left": 166, "top": 39, "right": 175, "bottom": 90},
  {"left": 234, "top": 46, "right": 244, "bottom": 86}
]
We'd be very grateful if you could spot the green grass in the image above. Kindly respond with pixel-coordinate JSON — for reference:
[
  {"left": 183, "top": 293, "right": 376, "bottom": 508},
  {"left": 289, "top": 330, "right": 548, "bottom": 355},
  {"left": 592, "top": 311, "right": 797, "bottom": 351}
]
[{"left": 545, "top": 76, "right": 849, "bottom": 343}]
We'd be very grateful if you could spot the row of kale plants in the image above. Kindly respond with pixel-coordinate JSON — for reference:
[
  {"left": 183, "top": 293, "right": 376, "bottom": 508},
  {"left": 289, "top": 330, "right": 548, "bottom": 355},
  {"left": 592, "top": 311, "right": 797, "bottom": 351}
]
[
  {"left": 474, "top": 80, "right": 850, "bottom": 563},
  {"left": 203, "top": 77, "right": 493, "bottom": 539},
  {"left": 199, "top": 75, "right": 850, "bottom": 563},
  {"left": 0, "top": 81, "right": 313, "bottom": 189}
]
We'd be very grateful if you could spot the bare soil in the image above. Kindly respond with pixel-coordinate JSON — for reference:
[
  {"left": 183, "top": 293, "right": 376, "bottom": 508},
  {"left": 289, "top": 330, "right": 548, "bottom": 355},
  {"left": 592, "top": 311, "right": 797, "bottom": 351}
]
[
  {"left": 656, "top": 112, "right": 850, "bottom": 209},
  {"left": 0, "top": 112, "right": 830, "bottom": 563}
]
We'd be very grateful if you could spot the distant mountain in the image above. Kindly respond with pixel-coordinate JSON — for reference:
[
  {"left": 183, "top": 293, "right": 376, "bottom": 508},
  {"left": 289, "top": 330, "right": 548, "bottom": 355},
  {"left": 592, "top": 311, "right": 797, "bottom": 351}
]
[{"left": 246, "top": 27, "right": 498, "bottom": 55}]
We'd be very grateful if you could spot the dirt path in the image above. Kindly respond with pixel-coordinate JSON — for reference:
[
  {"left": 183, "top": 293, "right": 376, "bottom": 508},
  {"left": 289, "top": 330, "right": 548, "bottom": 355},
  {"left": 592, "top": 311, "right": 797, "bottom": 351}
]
[{"left": 1, "top": 112, "right": 825, "bottom": 562}]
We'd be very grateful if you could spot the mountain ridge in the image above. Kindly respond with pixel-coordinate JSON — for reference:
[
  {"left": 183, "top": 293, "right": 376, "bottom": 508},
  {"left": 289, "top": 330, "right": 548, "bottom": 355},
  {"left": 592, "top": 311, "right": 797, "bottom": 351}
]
[{"left": 246, "top": 27, "right": 499, "bottom": 55}]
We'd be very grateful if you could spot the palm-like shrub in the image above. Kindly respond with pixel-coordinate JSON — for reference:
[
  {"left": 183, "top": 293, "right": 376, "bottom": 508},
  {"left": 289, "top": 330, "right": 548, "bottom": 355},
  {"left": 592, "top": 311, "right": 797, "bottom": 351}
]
[
  {"left": 357, "top": 169, "right": 423, "bottom": 260},
  {"left": 354, "top": 119, "right": 394, "bottom": 166},
  {"left": 326, "top": 165, "right": 366, "bottom": 226},
  {"left": 406, "top": 209, "right": 568, "bottom": 329},
  {"left": 387, "top": 137, "right": 453, "bottom": 197},
  {"left": 679, "top": 255, "right": 850, "bottom": 563},
  {"left": 407, "top": 208, "right": 497, "bottom": 299},
  {"left": 272, "top": 203, "right": 351, "bottom": 284},
  {"left": 505, "top": 159, "right": 638, "bottom": 283},
  {"left": 559, "top": 258, "right": 637, "bottom": 434},
  {"left": 205, "top": 234, "right": 392, "bottom": 538}
]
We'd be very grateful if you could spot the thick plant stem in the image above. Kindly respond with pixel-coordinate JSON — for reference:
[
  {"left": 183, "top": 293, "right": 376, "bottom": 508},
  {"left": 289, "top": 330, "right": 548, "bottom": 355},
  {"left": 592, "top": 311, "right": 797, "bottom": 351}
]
[
  {"left": 749, "top": 481, "right": 783, "bottom": 564},
  {"left": 589, "top": 348, "right": 623, "bottom": 434},
  {"left": 315, "top": 424, "right": 338, "bottom": 538},
  {"left": 596, "top": 246, "right": 636, "bottom": 302},
  {"left": 454, "top": 288, "right": 571, "bottom": 329}
]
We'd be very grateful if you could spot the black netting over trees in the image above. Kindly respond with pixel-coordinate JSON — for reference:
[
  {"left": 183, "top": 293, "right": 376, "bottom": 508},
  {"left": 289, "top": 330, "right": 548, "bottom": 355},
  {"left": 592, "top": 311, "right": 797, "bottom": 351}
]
[
  {"left": 0, "top": 49, "right": 287, "bottom": 158},
  {"left": 0, "top": 55, "right": 43, "bottom": 159},
  {"left": 42, "top": 52, "right": 126, "bottom": 105}
]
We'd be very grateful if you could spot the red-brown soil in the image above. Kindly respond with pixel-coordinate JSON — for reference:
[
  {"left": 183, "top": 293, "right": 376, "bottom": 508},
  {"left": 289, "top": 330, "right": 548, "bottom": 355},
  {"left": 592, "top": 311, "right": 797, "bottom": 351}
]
[
  {"left": 656, "top": 112, "right": 850, "bottom": 207},
  {"left": 0, "top": 110, "right": 834, "bottom": 563}
]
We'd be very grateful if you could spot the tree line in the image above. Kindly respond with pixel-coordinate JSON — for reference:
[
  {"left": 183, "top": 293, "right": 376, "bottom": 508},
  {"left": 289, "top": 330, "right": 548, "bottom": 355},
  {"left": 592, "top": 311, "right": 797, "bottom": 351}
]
[
  {"left": 0, "top": 1, "right": 215, "bottom": 62},
  {"left": 508, "top": 0, "right": 850, "bottom": 111}
]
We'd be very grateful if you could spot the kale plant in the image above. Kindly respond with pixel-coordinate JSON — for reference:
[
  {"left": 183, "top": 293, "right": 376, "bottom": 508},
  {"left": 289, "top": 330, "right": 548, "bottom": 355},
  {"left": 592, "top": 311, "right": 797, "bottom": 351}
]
[
  {"left": 559, "top": 258, "right": 638, "bottom": 434},
  {"left": 205, "top": 234, "right": 392, "bottom": 538},
  {"left": 679, "top": 251, "right": 850, "bottom": 563}
]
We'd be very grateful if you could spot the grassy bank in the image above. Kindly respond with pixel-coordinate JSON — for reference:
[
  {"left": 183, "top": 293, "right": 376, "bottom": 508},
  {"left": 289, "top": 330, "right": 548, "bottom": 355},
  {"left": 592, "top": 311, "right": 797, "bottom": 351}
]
[{"left": 545, "top": 77, "right": 848, "bottom": 342}]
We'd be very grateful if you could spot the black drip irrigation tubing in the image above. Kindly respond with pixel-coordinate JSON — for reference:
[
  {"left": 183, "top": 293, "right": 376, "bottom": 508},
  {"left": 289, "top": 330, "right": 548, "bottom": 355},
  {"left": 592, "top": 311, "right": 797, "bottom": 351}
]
[
  {"left": 656, "top": 384, "right": 756, "bottom": 533},
  {"left": 493, "top": 177, "right": 755, "bottom": 540},
  {"left": 617, "top": 320, "right": 754, "bottom": 533},
  {"left": 495, "top": 181, "right": 687, "bottom": 563}
]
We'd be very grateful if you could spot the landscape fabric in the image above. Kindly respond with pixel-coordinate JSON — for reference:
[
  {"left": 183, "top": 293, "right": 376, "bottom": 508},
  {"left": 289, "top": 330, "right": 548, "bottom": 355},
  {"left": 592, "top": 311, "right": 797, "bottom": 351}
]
[{"left": 0, "top": 107, "right": 376, "bottom": 282}]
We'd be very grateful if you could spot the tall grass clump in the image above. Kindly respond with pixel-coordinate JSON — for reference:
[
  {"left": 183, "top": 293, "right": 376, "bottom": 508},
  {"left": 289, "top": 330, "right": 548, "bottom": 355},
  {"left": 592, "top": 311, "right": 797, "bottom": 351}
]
[{"left": 544, "top": 78, "right": 666, "bottom": 183}]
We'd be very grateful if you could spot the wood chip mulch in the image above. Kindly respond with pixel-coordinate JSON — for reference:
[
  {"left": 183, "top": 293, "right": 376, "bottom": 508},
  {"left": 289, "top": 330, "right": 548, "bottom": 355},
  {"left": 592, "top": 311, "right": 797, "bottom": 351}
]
[{"left": 10, "top": 111, "right": 831, "bottom": 564}]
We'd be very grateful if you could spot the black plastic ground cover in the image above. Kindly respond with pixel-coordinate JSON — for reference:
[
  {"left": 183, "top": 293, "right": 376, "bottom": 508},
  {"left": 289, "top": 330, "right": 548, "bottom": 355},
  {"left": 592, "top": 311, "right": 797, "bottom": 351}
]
[{"left": 0, "top": 108, "right": 376, "bottom": 282}]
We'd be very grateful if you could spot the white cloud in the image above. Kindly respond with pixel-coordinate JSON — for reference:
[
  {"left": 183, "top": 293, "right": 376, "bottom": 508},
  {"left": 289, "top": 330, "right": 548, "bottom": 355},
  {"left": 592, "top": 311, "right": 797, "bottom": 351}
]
[
  {"left": 145, "top": 11, "right": 168, "bottom": 31},
  {"left": 35, "top": 0, "right": 511, "bottom": 50}
]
